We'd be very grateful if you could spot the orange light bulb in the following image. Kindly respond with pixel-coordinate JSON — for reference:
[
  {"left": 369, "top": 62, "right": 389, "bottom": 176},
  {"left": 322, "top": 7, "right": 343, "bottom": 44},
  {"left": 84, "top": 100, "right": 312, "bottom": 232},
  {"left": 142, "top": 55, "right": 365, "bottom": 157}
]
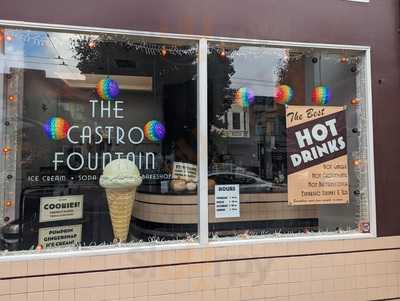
[
  {"left": 351, "top": 98, "right": 360, "bottom": 105},
  {"left": 8, "top": 95, "right": 16, "bottom": 101},
  {"left": 353, "top": 159, "right": 361, "bottom": 166},
  {"left": 2, "top": 147, "right": 10, "bottom": 154},
  {"left": 4, "top": 200, "right": 12, "bottom": 207},
  {"left": 340, "top": 57, "right": 349, "bottom": 64},
  {"left": 88, "top": 41, "right": 96, "bottom": 49}
]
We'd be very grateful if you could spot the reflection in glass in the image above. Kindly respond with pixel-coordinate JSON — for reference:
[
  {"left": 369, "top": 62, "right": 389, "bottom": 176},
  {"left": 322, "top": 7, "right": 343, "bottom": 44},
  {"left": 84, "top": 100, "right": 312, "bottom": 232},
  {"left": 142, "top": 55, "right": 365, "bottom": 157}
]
[
  {"left": 208, "top": 42, "right": 369, "bottom": 239},
  {"left": 0, "top": 28, "right": 198, "bottom": 251}
]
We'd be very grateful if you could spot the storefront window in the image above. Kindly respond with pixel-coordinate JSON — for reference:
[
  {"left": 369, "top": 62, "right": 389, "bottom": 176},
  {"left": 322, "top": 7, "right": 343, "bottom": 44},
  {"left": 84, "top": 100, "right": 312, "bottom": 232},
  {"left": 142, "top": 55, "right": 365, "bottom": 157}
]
[
  {"left": 0, "top": 27, "right": 198, "bottom": 251},
  {"left": 208, "top": 42, "right": 371, "bottom": 239},
  {"left": 0, "top": 25, "right": 374, "bottom": 255}
]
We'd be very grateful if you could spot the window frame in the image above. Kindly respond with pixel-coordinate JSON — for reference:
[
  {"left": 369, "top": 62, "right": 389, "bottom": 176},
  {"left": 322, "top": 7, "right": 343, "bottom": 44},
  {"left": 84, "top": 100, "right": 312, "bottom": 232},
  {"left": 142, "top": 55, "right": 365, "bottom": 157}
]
[
  {"left": 0, "top": 20, "right": 376, "bottom": 260},
  {"left": 346, "top": 0, "right": 370, "bottom": 3}
]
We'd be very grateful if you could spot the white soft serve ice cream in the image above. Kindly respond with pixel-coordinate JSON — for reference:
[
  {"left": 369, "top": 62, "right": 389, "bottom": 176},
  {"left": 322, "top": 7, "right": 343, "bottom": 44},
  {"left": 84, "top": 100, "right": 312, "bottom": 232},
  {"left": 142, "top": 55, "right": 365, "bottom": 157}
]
[{"left": 100, "top": 159, "right": 142, "bottom": 189}]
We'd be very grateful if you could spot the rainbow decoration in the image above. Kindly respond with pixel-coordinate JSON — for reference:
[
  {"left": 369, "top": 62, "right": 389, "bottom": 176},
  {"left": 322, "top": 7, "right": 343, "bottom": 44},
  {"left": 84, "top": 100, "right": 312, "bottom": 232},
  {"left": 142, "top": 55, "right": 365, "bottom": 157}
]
[
  {"left": 312, "top": 86, "right": 331, "bottom": 105},
  {"left": 144, "top": 120, "right": 166, "bottom": 142},
  {"left": 43, "top": 117, "right": 70, "bottom": 140},
  {"left": 96, "top": 78, "right": 119, "bottom": 101},
  {"left": 274, "top": 85, "right": 294, "bottom": 105},
  {"left": 234, "top": 87, "right": 255, "bottom": 108}
]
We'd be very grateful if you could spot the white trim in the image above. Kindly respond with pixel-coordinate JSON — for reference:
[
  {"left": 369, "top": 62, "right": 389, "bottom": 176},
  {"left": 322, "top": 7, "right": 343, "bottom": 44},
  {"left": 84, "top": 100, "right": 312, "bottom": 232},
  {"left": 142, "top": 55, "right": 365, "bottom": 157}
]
[
  {"left": 0, "top": 242, "right": 199, "bottom": 262},
  {"left": 346, "top": 0, "right": 370, "bottom": 3},
  {"left": 225, "top": 106, "right": 250, "bottom": 138},
  {"left": 0, "top": 19, "right": 371, "bottom": 51},
  {"left": 197, "top": 38, "right": 209, "bottom": 244},
  {"left": 365, "top": 48, "right": 377, "bottom": 237},
  {"left": 0, "top": 232, "right": 376, "bottom": 262},
  {"left": 209, "top": 233, "right": 376, "bottom": 247},
  {"left": 0, "top": 20, "right": 377, "bottom": 261}
]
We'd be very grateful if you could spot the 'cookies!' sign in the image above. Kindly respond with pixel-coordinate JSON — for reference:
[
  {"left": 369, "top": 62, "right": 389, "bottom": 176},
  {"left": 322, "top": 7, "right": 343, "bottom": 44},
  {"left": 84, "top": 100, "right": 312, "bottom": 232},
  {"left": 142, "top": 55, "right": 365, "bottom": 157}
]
[
  {"left": 39, "top": 195, "right": 83, "bottom": 223},
  {"left": 286, "top": 106, "right": 349, "bottom": 205}
]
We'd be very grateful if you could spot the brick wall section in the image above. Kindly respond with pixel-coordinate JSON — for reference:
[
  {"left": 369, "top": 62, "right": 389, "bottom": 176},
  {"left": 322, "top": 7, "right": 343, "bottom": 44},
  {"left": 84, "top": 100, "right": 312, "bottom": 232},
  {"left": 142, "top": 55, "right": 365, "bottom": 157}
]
[{"left": 1, "top": 236, "right": 400, "bottom": 300}]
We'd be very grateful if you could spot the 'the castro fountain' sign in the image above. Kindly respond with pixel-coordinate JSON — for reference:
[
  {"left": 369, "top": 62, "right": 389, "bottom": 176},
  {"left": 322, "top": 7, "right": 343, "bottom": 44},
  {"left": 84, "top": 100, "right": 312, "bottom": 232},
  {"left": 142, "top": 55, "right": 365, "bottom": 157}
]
[{"left": 42, "top": 79, "right": 166, "bottom": 173}]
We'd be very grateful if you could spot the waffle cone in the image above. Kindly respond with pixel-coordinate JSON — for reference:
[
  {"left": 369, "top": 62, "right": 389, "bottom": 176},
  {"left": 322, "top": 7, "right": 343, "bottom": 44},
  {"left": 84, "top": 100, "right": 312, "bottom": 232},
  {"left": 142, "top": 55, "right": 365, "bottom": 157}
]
[{"left": 105, "top": 187, "right": 136, "bottom": 242}]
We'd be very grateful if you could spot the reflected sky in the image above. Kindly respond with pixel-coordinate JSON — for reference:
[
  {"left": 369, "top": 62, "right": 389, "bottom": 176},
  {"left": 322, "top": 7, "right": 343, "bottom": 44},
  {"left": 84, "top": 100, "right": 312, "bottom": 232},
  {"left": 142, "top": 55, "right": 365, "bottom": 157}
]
[
  {"left": 230, "top": 46, "right": 287, "bottom": 97},
  {"left": 1, "top": 29, "right": 90, "bottom": 80}
]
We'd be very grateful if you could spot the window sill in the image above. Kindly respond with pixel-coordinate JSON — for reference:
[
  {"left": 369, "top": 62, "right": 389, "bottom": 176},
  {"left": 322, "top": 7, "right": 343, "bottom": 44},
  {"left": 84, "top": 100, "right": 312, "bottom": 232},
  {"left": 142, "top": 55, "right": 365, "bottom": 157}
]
[{"left": 0, "top": 232, "right": 375, "bottom": 263}]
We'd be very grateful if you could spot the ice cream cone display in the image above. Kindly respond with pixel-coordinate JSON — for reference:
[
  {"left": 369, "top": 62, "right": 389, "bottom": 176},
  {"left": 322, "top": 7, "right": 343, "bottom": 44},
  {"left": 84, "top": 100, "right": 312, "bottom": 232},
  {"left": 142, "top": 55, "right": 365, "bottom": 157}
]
[
  {"left": 104, "top": 188, "right": 136, "bottom": 242},
  {"left": 100, "top": 159, "right": 142, "bottom": 242}
]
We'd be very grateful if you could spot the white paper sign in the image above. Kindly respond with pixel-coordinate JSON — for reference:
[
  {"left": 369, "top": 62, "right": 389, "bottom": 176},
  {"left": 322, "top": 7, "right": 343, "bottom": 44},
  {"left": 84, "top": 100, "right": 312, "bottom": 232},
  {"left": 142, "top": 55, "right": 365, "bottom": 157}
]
[
  {"left": 172, "top": 162, "right": 197, "bottom": 182},
  {"left": 38, "top": 224, "right": 82, "bottom": 249},
  {"left": 39, "top": 195, "right": 83, "bottom": 223},
  {"left": 215, "top": 185, "right": 240, "bottom": 218}
]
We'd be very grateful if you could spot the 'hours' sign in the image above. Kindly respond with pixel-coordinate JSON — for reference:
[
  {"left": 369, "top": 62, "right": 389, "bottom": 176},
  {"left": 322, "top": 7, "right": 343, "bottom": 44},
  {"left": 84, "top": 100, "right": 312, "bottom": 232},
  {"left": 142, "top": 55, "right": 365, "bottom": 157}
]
[{"left": 215, "top": 185, "right": 240, "bottom": 218}]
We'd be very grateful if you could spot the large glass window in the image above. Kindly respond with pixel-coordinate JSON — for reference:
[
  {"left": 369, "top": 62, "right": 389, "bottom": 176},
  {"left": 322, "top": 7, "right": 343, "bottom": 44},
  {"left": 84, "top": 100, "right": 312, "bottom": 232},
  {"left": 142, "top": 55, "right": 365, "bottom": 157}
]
[
  {"left": 0, "top": 27, "right": 198, "bottom": 251},
  {"left": 0, "top": 26, "right": 374, "bottom": 255},
  {"left": 207, "top": 42, "right": 371, "bottom": 240}
]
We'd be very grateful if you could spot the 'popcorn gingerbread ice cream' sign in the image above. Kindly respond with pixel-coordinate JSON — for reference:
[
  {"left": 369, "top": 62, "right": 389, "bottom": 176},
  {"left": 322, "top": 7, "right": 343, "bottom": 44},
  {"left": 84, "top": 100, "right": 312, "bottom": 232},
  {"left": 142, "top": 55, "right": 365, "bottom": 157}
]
[{"left": 286, "top": 105, "right": 349, "bottom": 205}]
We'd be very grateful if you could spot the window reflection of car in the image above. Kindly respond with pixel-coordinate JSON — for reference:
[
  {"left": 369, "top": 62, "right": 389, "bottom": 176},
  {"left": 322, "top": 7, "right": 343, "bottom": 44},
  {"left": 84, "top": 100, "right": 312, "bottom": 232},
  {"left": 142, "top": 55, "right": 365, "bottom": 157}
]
[{"left": 208, "top": 172, "right": 276, "bottom": 193}]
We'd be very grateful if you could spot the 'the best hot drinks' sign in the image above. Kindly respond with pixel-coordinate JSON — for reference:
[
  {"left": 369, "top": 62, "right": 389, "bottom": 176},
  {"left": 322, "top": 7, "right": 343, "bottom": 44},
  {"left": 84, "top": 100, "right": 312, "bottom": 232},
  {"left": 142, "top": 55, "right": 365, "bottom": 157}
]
[{"left": 286, "top": 106, "right": 349, "bottom": 205}]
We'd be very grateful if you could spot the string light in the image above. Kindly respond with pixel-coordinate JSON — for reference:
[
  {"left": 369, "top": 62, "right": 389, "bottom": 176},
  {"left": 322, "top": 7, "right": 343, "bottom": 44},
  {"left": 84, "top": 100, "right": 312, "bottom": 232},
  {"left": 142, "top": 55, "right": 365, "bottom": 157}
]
[
  {"left": 8, "top": 95, "right": 16, "bottom": 101},
  {"left": 351, "top": 98, "right": 360, "bottom": 105},
  {"left": 143, "top": 43, "right": 196, "bottom": 56},
  {"left": 353, "top": 159, "right": 361, "bottom": 166},
  {"left": 4, "top": 200, "right": 12, "bottom": 208},
  {"left": 77, "top": 37, "right": 198, "bottom": 56},
  {"left": 161, "top": 46, "right": 167, "bottom": 56},
  {"left": 340, "top": 56, "right": 349, "bottom": 64},
  {"left": 220, "top": 49, "right": 226, "bottom": 57},
  {"left": 358, "top": 222, "right": 370, "bottom": 233},
  {"left": 2, "top": 147, "right": 11, "bottom": 154},
  {"left": 5, "top": 35, "right": 13, "bottom": 42},
  {"left": 282, "top": 50, "right": 290, "bottom": 62}
]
